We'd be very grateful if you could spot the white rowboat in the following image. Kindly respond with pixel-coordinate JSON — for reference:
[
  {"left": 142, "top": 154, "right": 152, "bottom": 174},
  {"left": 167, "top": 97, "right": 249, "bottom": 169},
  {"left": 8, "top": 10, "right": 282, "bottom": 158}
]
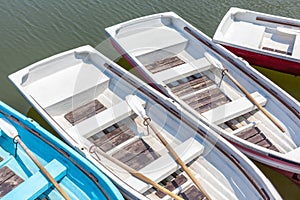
[
  {"left": 9, "top": 45, "right": 281, "bottom": 199},
  {"left": 213, "top": 7, "right": 300, "bottom": 75},
  {"left": 105, "top": 12, "right": 300, "bottom": 185}
]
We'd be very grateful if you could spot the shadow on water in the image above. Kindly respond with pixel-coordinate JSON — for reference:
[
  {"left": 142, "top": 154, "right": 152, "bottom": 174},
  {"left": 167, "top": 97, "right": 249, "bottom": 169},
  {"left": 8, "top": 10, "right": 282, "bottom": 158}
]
[{"left": 27, "top": 107, "right": 62, "bottom": 140}]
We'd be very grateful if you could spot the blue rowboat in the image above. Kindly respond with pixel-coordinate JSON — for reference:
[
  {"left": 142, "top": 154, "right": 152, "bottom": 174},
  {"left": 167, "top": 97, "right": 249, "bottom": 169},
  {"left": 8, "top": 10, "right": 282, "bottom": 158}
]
[{"left": 0, "top": 101, "right": 123, "bottom": 200}]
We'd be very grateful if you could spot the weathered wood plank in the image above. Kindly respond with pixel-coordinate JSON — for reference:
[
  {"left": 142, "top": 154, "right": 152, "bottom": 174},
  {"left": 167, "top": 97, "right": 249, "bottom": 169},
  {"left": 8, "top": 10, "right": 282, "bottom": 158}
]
[
  {"left": 146, "top": 56, "right": 185, "bottom": 73},
  {"left": 256, "top": 139, "right": 272, "bottom": 148},
  {"left": 169, "top": 76, "right": 209, "bottom": 94},
  {"left": 246, "top": 133, "right": 265, "bottom": 144},
  {"left": 225, "top": 120, "right": 239, "bottom": 130},
  {"left": 179, "top": 185, "right": 206, "bottom": 200},
  {"left": 194, "top": 94, "right": 229, "bottom": 113},
  {"left": 235, "top": 128, "right": 260, "bottom": 139},
  {"left": 175, "top": 80, "right": 214, "bottom": 97},
  {"left": 185, "top": 88, "right": 223, "bottom": 106},
  {"left": 268, "top": 145, "right": 280, "bottom": 152},
  {"left": 90, "top": 125, "right": 130, "bottom": 147},
  {"left": 99, "top": 129, "right": 135, "bottom": 152},
  {"left": 0, "top": 166, "right": 23, "bottom": 198},
  {"left": 155, "top": 174, "right": 188, "bottom": 198},
  {"left": 112, "top": 139, "right": 150, "bottom": 163},
  {"left": 124, "top": 148, "right": 160, "bottom": 170},
  {"left": 64, "top": 100, "right": 106, "bottom": 125}
]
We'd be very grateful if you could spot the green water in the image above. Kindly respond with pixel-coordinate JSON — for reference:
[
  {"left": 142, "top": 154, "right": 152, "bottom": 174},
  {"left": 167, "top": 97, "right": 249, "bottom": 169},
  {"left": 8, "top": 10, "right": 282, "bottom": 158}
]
[{"left": 0, "top": 0, "right": 299, "bottom": 199}]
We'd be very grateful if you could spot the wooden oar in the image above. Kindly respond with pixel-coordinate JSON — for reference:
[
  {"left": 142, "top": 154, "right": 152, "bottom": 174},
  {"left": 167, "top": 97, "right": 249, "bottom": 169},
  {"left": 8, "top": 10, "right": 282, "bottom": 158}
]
[
  {"left": 0, "top": 118, "right": 71, "bottom": 200},
  {"left": 204, "top": 52, "right": 285, "bottom": 133},
  {"left": 125, "top": 95, "right": 211, "bottom": 200},
  {"left": 91, "top": 146, "right": 183, "bottom": 200}
]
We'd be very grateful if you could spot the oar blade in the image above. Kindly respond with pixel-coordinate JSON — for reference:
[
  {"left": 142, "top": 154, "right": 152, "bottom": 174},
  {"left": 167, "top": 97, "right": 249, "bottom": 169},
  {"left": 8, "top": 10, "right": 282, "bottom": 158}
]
[
  {"left": 125, "top": 95, "right": 148, "bottom": 119},
  {"left": 204, "top": 52, "right": 224, "bottom": 70},
  {"left": 0, "top": 118, "right": 18, "bottom": 138}
]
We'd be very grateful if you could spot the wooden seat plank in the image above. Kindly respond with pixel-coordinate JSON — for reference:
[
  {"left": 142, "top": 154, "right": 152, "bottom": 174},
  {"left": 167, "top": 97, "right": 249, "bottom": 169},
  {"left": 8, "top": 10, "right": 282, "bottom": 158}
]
[{"left": 64, "top": 100, "right": 106, "bottom": 125}]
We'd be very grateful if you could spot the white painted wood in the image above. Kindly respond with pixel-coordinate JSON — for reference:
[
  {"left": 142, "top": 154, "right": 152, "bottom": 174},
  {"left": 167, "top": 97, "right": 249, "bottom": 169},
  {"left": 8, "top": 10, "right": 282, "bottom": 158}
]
[
  {"left": 285, "top": 147, "right": 300, "bottom": 162},
  {"left": 202, "top": 92, "right": 267, "bottom": 125},
  {"left": 293, "top": 35, "right": 300, "bottom": 58},
  {"left": 124, "top": 137, "right": 203, "bottom": 193},
  {"left": 223, "top": 21, "right": 265, "bottom": 48},
  {"left": 23, "top": 63, "right": 110, "bottom": 108},
  {"left": 117, "top": 27, "right": 188, "bottom": 57}
]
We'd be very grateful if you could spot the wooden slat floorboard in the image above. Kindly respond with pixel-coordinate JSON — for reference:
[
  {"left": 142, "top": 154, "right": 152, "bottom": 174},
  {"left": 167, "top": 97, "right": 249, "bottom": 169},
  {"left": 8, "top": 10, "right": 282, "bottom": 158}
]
[
  {"left": 88, "top": 123, "right": 135, "bottom": 152},
  {"left": 175, "top": 80, "right": 214, "bottom": 97},
  {"left": 179, "top": 185, "right": 206, "bottom": 200},
  {"left": 155, "top": 174, "right": 188, "bottom": 198},
  {"left": 169, "top": 76, "right": 210, "bottom": 94},
  {"left": 90, "top": 125, "right": 130, "bottom": 147},
  {"left": 64, "top": 100, "right": 106, "bottom": 125},
  {"left": 99, "top": 129, "right": 134, "bottom": 152},
  {"left": 0, "top": 166, "right": 23, "bottom": 198},
  {"left": 185, "top": 88, "right": 223, "bottom": 106},
  {"left": 234, "top": 127, "right": 280, "bottom": 152},
  {"left": 145, "top": 56, "right": 185, "bottom": 74},
  {"left": 113, "top": 139, "right": 160, "bottom": 170},
  {"left": 194, "top": 95, "right": 229, "bottom": 113}
]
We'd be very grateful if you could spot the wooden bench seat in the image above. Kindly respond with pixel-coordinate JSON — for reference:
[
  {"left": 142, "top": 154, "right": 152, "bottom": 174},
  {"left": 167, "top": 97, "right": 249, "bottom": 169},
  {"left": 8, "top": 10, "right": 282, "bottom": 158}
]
[
  {"left": 124, "top": 137, "right": 204, "bottom": 193},
  {"left": 67, "top": 97, "right": 145, "bottom": 138},
  {"left": 153, "top": 57, "right": 212, "bottom": 83},
  {"left": 2, "top": 159, "right": 67, "bottom": 200},
  {"left": 202, "top": 92, "right": 267, "bottom": 125}
]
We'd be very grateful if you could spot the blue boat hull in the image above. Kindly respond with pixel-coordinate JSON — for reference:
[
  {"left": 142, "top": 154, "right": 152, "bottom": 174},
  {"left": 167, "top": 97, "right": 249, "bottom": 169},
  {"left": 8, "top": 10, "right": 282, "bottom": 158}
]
[{"left": 0, "top": 101, "right": 123, "bottom": 200}]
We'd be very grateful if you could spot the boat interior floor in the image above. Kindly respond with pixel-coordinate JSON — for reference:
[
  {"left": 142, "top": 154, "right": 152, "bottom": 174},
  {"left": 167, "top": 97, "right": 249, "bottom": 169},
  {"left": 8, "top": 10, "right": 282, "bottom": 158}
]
[
  {"left": 87, "top": 116, "right": 208, "bottom": 199},
  {"left": 148, "top": 55, "right": 282, "bottom": 152},
  {"left": 0, "top": 155, "right": 24, "bottom": 198}
]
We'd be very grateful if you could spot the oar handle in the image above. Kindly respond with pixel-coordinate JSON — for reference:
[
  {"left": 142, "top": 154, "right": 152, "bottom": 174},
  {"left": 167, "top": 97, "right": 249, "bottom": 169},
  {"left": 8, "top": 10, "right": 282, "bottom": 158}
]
[
  {"left": 224, "top": 71, "right": 285, "bottom": 132},
  {"left": 145, "top": 119, "right": 212, "bottom": 200},
  {"left": 16, "top": 137, "right": 71, "bottom": 200}
]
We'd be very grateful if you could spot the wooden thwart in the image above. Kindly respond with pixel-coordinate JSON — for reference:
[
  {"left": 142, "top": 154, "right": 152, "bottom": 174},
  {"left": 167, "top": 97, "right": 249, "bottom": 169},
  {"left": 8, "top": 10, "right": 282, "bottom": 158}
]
[
  {"left": 64, "top": 100, "right": 106, "bottom": 125},
  {"left": 145, "top": 56, "right": 185, "bottom": 74}
]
